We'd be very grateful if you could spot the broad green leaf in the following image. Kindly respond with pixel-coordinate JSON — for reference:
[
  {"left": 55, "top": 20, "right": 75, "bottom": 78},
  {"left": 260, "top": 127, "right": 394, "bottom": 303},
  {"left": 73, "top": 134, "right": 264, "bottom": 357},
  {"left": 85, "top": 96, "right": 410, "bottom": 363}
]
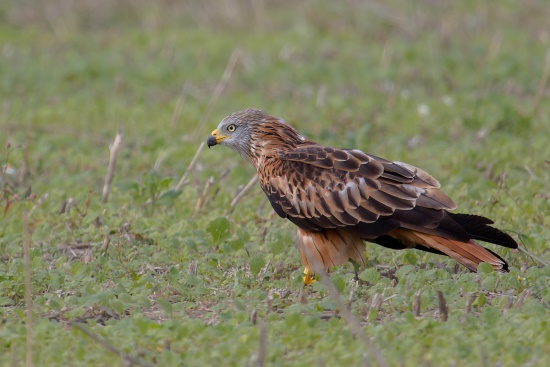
[
  {"left": 249, "top": 255, "right": 266, "bottom": 276},
  {"left": 477, "top": 262, "right": 494, "bottom": 274},
  {"left": 332, "top": 275, "right": 346, "bottom": 293},
  {"left": 206, "top": 217, "right": 231, "bottom": 244},
  {"left": 359, "top": 268, "right": 380, "bottom": 284},
  {"left": 157, "top": 298, "right": 173, "bottom": 315}
]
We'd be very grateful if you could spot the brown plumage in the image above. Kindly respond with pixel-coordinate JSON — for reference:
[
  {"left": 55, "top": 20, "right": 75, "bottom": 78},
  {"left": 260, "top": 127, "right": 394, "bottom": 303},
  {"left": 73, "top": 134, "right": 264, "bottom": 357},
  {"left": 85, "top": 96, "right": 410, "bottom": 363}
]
[{"left": 207, "top": 108, "right": 517, "bottom": 283}]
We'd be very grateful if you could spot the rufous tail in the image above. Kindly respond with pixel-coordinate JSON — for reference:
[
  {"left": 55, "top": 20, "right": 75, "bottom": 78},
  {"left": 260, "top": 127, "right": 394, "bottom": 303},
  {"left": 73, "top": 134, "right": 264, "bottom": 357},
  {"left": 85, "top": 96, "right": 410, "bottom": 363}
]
[{"left": 390, "top": 229, "right": 508, "bottom": 271}]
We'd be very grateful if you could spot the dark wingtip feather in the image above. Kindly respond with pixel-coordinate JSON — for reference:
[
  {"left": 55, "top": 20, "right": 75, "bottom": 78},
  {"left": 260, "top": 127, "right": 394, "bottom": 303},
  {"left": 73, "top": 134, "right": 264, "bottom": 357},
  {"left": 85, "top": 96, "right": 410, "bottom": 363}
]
[
  {"left": 485, "top": 247, "right": 510, "bottom": 272},
  {"left": 448, "top": 213, "right": 517, "bottom": 249}
]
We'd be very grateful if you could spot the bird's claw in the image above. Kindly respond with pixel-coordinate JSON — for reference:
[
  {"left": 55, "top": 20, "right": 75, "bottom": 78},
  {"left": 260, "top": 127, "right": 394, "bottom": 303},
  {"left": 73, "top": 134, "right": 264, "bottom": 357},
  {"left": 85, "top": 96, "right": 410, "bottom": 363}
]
[{"left": 303, "top": 267, "right": 316, "bottom": 285}]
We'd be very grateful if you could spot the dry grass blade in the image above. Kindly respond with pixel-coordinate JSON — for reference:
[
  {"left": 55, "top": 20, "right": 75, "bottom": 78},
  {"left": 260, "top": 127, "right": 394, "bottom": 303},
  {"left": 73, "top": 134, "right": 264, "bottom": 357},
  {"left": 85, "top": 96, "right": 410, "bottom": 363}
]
[
  {"left": 101, "top": 129, "right": 123, "bottom": 203},
  {"left": 368, "top": 293, "right": 384, "bottom": 321},
  {"left": 195, "top": 176, "right": 214, "bottom": 211},
  {"left": 517, "top": 246, "right": 548, "bottom": 267},
  {"left": 170, "top": 82, "right": 191, "bottom": 128},
  {"left": 516, "top": 289, "right": 532, "bottom": 309},
  {"left": 465, "top": 293, "right": 476, "bottom": 315},
  {"left": 20, "top": 192, "right": 49, "bottom": 366},
  {"left": 249, "top": 309, "right": 257, "bottom": 325},
  {"left": 532, "top": 48, "right": 550, "bottom": 117},
  {"left": 305, "top": 247, "right": 388, "bottom": 367},
  {"left": 256, "top": 320, "right": 267, "bottom": 367},
  {"left": 174, "top": 141, "right": 205, "bottom": 191},
  {"left": 100, "top": 234, "right": 110, "bottom": 256},
  {"left": 191, "top": 48, "right": 242, "bottom": 140},
  {"left": 412, "top": 291, "right": 421, "bottom": 318},
  {"left": 71, "top": 322, "right": 154, "bottom": 367},
  {"left": 437, "top": 290, "right": 448, "bottom": 321},
  {"left": 228, "top": 174, "right": 258, "bottom": 214},
  {"left": 23, "top": 215, "right": 33, "bottom": 367}
]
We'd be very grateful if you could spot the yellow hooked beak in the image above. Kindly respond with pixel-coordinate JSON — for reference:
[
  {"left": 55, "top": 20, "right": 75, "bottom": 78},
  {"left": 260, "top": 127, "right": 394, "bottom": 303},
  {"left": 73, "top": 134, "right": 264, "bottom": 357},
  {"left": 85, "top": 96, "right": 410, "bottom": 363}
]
[{"left": 207, "top": 129, "right": 230, "bottom": 148}]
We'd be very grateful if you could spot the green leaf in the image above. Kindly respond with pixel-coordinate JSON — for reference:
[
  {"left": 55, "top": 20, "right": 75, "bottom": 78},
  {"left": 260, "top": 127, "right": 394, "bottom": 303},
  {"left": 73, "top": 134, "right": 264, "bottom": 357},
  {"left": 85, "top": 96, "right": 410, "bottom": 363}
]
[
  {"left": 0, "top": 297, "right": 15, "bottom": 306},
  {"left": 48, "top": 296, "right": 62, "bottom": 311},
  {"left": 266, "top": 228, "right": 292, "bottom": 255},
  {"left": 159, "top": 176, "right": 174, "bottom": 190},
  {"left": 404, "top": 252, "right": 418, "bottom": 266},
  {"left": 117, "top": 180, "right": 140, "bottom": 195},
  {"left": 227, "top": 238, "right": 244, "bottom": 251},
  {"left": 477, "top": 262, "right": 494, "bottom": 274},
  {"left": 157, "top": 298, "right": 173, "bottom": 315},
  {"left": 206, "top": 217, "right": 231, "bottom": 244},
  {"left": 110, "top": 299, "right": 125, "bottom": 314},
  {"left": 332, "top": 275, "right": 346, "bottom": 293},
  {"left": 158, "top": 189, "right": 182, "bottom": 205},
  {"left": 359, "top": 268, "right": 380, "bottom": 284},
  {"left": 481, "top": 306, "right": 500, "bottom": 326},
  {"left": 249, "top": 255, "right": 266, "bottom": 276},
  {"left": 473, "top": 292, "right": 487, "bottom": 308}
]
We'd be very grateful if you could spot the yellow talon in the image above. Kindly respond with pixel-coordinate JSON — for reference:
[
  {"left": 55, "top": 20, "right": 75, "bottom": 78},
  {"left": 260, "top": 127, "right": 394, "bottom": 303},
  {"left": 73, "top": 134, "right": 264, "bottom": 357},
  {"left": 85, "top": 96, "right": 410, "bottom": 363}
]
[{"left": 303, "top": 267, "right": 316, "bottom": 285}]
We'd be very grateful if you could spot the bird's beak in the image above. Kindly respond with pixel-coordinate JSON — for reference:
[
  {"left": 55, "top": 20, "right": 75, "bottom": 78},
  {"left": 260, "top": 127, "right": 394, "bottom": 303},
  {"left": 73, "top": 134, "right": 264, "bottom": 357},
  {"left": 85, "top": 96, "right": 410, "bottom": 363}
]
[{"left": 207, "top": 129, "right": 229, "bottom": 148}]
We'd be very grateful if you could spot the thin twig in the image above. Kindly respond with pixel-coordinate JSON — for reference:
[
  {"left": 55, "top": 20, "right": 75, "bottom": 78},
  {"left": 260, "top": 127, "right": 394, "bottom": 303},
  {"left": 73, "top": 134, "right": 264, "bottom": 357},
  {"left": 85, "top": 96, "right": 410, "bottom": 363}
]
[
  {"left": 250, "top": 309, "right": 257, "bottom": 325},
  {"left": 228, "top": 175, "right": 258, "bottom": 214},
  {"left": 517, "top": 246, "right": 548, "bottom": 266},
  {"left": 11, "top": 343, "right": 16, "bottom": 367},
  {"left": 102, "top": 129, "right": 123, "bottom": 203},
  {"left": 266, "top": 289, "right": 274, "bottom": 313},
  {"left": 437, "top": 290, "right": 448, "bottom": 322},
  {"left": 195, "top": 176, "right": 214, "bottom": 211},
  {"left": 516, "top": 289, "right": 531, "bottom": 309},
  {"left": 100, "top": 234, "right": 110, "bottom": 256},
  {"left": 23, "top": 215, "right": 33, "bottom": 367},
  {"left": 170, "top": 82, "right": 191, "bottom": 128},
  {"left": 412, "top": 291, "right": 421, "bottom": 318},
  {"left": 174, "top": 142, "right": 205, "bottom": 191},
  {"left": 305, "top": 248, "right": 388, "bottom": 367},
  {"left": 532, "top": 48, "right": 550, "bottom": 117},
  {"left": 191, "top": 48, "right": 242, "bottom": 140},
  {"left": 71, "top": 322, "right": 154, "bottom": 367},
  {"left": 21, "top": 191, "right": 49, "bottom": 367},
  {"left": 256, "top": 320, "right": 267, "bottom": 367},
  {"left": 488, "top": 172, "right": 505, "bottom": 215},
  {"left": 515, "top": 228, "right": 548, "bottom": 266},
  {"left": 465, "top": 293, "right": 476, "bottom": 315},
  {"left": 367, "top": 292, "right": 385, "bottom": 322}
]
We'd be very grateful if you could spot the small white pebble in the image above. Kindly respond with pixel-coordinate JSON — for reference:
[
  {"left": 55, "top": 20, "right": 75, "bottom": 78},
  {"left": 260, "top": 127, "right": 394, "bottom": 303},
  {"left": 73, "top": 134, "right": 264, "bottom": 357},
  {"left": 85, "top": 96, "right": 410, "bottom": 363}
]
[
  {"left": 442, "top": 96, "right": 454, "bottom": 106},
  {"left": 417, "top": 104, "right": 430, "bottom": 117}
]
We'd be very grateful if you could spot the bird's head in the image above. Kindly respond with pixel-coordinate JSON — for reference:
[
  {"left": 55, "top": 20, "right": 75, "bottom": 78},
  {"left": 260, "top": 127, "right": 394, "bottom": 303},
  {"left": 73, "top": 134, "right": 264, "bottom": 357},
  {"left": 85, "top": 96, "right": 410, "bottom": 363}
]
[
  {"left": 207, "top": 108, "right": 266, "bottom": 151},
  {"left": 207, "top": 108, "right": 311, "bottom": 167}
]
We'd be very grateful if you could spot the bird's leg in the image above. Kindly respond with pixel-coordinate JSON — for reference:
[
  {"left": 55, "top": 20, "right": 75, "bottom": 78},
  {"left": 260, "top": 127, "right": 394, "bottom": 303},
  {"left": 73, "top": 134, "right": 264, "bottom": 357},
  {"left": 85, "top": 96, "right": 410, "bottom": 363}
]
[{"left": 303, "top": 267, "right": 316, "bottom": 285}]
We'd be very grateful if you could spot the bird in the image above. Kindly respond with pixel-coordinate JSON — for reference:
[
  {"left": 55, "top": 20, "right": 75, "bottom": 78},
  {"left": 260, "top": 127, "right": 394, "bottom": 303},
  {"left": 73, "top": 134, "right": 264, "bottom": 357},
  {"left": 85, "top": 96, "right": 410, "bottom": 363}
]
[{"left": 207, "top": 108, "right": 517, "bottom": 284}]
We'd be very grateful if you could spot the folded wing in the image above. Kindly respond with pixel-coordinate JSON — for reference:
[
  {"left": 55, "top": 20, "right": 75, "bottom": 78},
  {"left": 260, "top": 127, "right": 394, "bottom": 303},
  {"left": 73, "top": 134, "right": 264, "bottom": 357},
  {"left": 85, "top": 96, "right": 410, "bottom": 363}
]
[{"left": 260, "top": 144, "right": 516, "bottom": 270}]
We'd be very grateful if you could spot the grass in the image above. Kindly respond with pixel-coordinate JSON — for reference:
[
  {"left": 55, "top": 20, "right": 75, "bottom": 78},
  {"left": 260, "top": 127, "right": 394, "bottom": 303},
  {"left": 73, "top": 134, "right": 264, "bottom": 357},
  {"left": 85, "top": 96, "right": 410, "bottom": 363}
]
[{"left": 1, "top": 0, "right": 549, "bottom": 366}]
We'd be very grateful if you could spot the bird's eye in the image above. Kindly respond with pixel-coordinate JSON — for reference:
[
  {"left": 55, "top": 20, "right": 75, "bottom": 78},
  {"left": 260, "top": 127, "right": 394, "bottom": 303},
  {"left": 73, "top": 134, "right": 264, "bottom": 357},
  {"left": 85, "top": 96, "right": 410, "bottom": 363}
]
[{"left": 227, "top": 124, "right": 236, "bottom": 132}]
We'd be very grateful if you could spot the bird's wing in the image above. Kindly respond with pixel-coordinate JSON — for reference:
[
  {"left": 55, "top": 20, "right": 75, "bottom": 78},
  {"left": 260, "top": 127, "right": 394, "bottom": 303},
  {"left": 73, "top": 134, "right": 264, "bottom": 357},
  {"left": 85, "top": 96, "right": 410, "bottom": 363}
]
[{"left": 261, "top": 145, "right": 457, "bottom": 237}]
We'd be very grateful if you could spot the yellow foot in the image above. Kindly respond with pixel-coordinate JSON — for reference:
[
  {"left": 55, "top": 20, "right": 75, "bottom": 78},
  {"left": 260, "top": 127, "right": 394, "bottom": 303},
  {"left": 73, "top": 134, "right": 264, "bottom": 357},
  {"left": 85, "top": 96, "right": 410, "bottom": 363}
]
[{"left": 303, "top": 267, "right": 316, "bottom": 285}]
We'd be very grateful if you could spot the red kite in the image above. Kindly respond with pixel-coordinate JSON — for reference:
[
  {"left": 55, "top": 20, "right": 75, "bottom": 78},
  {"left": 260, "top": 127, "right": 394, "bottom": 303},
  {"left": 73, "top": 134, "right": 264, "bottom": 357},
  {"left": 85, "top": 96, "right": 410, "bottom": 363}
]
[{"left": 207, "top": 109, "right": 517, "bottom": 284}]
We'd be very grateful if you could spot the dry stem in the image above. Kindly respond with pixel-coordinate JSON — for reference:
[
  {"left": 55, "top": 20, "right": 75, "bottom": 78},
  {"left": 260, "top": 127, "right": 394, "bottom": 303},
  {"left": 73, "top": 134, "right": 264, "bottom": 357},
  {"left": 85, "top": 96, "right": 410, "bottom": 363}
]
[
  {"left": 102, "top": 129, "right": 123, "bottom": 203},
  {"left": 174, "top": 142, "right": 205, "bottom": 191},
  {"left": 23, "top": 215, "right": 33, "bottom": 367},
  {"left": 71, "top": 322, "right": 154, "bottom": 367}
]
